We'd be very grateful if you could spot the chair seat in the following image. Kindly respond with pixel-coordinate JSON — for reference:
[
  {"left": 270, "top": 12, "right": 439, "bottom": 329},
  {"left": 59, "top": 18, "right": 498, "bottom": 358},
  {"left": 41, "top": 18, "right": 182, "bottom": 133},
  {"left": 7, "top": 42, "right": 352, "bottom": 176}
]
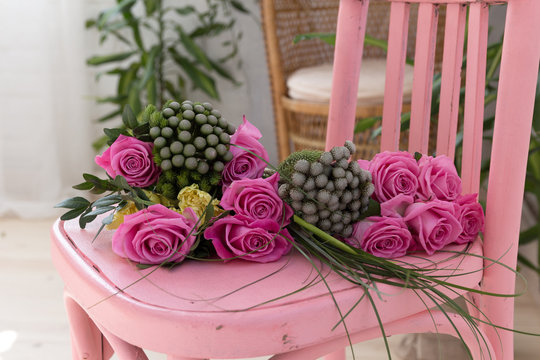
[
  {"left": 51, "top": 218, "right": 483, "bottom": 359},
  {"left": 286, "top": 59, "right": 415, "bottom": 104}
]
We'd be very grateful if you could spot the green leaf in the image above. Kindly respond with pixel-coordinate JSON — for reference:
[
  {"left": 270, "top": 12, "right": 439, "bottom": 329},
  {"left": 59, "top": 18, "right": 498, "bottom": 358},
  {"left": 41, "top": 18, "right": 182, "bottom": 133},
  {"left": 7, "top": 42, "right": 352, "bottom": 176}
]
[
  {"left": 112, "top": 175, "right": 131, "bottom": 191},
  {"left": 85, "top": 19, "right": 96, "bottom": 28},
  {"left": 127, "top": 85, "right": 142, "bottom": 115},
  {"left": 55, "top": 197, "right": 91, "bottom": 209},
  {"left": 208, "top": 58, "right": 239, "bottom": 84},
  {"left": 169, "top": 49, "right": 219, "bottom": 99},
  {"left": 293, "top": 32, "right": 336, "bottom": 46},
  {"left": 146, "top": 75, "right": 157, "bottom": 106},
  {"left": 138, "top": 46, "right": 160, "bottom": 90},
  {"left": 96, "top": 95, "right": 127, "bottom": 104},
  {"left": 143, "top": 0, "right": 158, "bottom": 16},
  {"left": 122, "top": 104, "right": 139, "bottom": 129},
  {"left": 203, "top": 202, "right": 215, "bottom": 225},
  {"left": 96, "top": 109, "right": 122, "bottom": 123},
  {"left": 86, "top": 51, "right": 137, "bottom": 66},
  {"left": 354, "top": 116, "right": 380, "bottom": 134},
  {"left": 60, "top": 208, "right": 88, "bottom": 221},
  {"left": 118, "top": 63, "right": 140, "bottom": 96},
  {"left": 178, "top": 27, "right": 213, "bottom": 70},
  {"left": 190, "top": 21, "right": 234, "bottom": 38},
  {"left": 72, "top": 182, "right": 94, "bottom": 191},
  {"left": 133, "top": 122, "right": 150, "bottom": 136},
  {"left": 175, "top": 6, "right": 196, "bottom": 15},
  {"left": 97, "top": 0, "right": 137, "bottom": 29},
  {"left": 414, "top": 152, "right": 423, "bottom": 161},
  {"left": 104, "top": 127, "right": 128, "bottom": 143},
  {"left": 86, "top": 206, "right": 116, "bottom": 217},
  {"left": 136, "top": 263, "right": 155, "bottom": 269},
  {"left": 93, "top": 194, "right": 123, "bottom": 207},
  {"left": 230, "top": 0, "right": 249, "bottom": 13}
]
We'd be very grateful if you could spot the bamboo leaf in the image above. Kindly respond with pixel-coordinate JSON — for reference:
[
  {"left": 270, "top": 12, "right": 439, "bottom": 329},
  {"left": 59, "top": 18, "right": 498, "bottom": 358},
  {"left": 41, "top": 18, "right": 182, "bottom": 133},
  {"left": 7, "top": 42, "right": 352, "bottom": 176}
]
[
  {"left": 175, "top": 6, "right": 196, "bottom": 15},
  {"left": 143, "top": 0, "right": 158, "bottom": 16},
  {"left": 177, "top": 27, "right": 213, "bottom": 70},
  {"left": 354, "top": 116, "right": 380, "bottom": 134},
  {"left": 97, "top": 0, "right": 136, "bottom": 29},
  {"left": 96, "top": 109, "right": 122, "bottom": 123},
  {"left": 138, "top": 46, "right": 160, "bottom": 90},
  {"left": 208, "top": 58, "right": 239, "bottom": 84},
  {"left": 87, "top": 51, "right": 136, "bottom": 66},
  {"left": 230, "top": 0, "right": 249, "bottom": 13},
  {"left": 169, "top": 48, "right": 219, "bottom": 99}
]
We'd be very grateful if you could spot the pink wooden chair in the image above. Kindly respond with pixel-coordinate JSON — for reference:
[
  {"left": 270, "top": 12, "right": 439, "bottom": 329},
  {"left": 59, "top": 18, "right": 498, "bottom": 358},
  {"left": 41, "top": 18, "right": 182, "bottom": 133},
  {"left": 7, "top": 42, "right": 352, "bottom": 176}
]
[{"left": 51, "top": 0, "right": 540, "bottom": 359}]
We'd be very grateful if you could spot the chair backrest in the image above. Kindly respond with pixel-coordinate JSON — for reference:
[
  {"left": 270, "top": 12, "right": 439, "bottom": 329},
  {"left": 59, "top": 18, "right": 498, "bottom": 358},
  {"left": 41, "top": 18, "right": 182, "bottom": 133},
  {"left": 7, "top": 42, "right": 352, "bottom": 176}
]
[
  {"left": 261, "top": 0, "right": 446, "bottom": 106},
  {"left": 327, "top": 0, "right": 540, "bottom": 356}
]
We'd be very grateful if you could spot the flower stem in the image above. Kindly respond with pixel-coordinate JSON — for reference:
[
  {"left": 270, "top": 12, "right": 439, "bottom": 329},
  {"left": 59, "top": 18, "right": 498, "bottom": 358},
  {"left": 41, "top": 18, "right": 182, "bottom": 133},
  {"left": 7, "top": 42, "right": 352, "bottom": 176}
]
[{"left": 293, "top": 215, "right": 358, "bottom": 255}]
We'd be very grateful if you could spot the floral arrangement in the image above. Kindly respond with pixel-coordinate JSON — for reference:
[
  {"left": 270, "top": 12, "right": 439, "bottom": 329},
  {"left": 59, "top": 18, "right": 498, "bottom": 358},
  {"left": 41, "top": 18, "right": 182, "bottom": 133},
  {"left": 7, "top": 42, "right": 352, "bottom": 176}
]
[{"left": 57, "top": 100, "right": 501, "bottom": 357}]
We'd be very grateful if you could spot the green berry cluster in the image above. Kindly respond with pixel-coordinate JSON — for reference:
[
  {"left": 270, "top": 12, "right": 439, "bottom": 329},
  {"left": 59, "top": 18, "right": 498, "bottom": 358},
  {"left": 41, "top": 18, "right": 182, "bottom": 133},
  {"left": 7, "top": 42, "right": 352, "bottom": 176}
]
[
  {"left": 278, "top": 141, "right": 374, "bottom": 238},
  {"left": 147, "top": 100, "right": 236, "bottom": 196}
]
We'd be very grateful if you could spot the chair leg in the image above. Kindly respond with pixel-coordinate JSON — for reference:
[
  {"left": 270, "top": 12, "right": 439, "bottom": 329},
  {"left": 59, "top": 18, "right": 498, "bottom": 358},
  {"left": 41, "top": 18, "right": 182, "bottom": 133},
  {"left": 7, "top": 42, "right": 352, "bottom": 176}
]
[
  {"left": 323, "top": 348, "right": 346, "bottom": 360},
  {"left": 93, "top": 322, "right": 149, "bottom": 360},
  {"left": 64, "top": 293, "right": 106, "bottom": 360}
]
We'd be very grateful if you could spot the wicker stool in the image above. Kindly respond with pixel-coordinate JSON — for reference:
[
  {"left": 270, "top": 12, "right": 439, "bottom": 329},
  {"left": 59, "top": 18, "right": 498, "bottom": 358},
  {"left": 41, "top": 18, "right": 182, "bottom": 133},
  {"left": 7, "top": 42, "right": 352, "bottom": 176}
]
[{"left": 261, "top": 0, "right": 445, "bottom": 161}]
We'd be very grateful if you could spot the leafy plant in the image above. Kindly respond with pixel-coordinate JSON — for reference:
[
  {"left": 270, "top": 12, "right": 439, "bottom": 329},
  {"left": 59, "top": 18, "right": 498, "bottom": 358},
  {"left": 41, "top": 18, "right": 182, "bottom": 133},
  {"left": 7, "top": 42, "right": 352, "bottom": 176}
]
[{"left": 86, "top": 0, "right": 249, "bottom": 149}]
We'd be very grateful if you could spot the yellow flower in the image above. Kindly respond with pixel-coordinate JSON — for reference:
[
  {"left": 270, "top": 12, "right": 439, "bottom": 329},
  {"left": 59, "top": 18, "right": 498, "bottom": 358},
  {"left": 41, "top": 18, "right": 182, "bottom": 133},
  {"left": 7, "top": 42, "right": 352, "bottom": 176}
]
[
  {"left": 142, "top": 189, "right": 178, "bottom": 207},
  {"left": 177, "top": 184, "right": 223, "bottom": 218},
  {"left": 106, "top": 201, "right": 138, "bottom": 230}
]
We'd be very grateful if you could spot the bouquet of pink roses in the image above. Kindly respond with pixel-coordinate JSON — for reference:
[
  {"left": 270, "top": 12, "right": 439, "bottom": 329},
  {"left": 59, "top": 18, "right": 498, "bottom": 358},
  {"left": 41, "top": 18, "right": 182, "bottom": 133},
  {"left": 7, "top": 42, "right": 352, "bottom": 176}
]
[{"left": 57, "top": 99, "right": 485, "bottom": 266}]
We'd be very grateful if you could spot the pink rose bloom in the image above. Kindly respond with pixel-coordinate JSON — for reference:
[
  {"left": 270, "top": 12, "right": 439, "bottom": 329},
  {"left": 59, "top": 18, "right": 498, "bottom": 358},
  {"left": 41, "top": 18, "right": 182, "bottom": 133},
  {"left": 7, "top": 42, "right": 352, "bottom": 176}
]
[
  {"left": 204, "top": 215, "right": 293, "bottom": 263},
  {"left": 453, "top": 194, "right": 485, "bottom": 244},
  {"left": 95, "top": 134, "right": 161, "bottom": 188},
  {"left": 112, "top": 204, "right": 198, "bottom": 264},
  {"left": 380, "top": 194, "right": 414, "bottom": 218},
  {"left": 220, "top": 173, "right": 294, "bottom": 225},
  {"left": 404, "top": 200, "right": 462, "bottom": 255},
  {"left": 222, "top": 116, "right": 269, "bottom": 189},
  {"left": 345, "top": 217, "right": 413, "bottom": 258},
  {"left": 417, "top": 155, "right": 462, "bottom": 201},
  {"left": 366, "top": 151, "right": 420, "bottom": 203}
]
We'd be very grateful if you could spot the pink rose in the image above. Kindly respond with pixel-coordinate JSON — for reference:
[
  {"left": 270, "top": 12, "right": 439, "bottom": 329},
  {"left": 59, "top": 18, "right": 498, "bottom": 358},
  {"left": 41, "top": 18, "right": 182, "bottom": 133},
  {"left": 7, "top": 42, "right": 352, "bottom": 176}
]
[
  {"left": 404, "top": 200, "right": 462, "bottom": 255},
  {"left": 112, "top": 204, "right": 198, "bottom": 264},
  {"left": 204, "top": 215, "right": 293, "bottom": 263},
  {"left": 220, "top": 173, "right": 294, "bottom": 225},
  {"left": 417, "top": 155, "right": 462, "bottom": 201},
  {"left": 380, "top": 194, "right": 414, "bottom": 218},
  {"left": 345, "top": 217, "right": 413, "bottom": 258},
  {"left": 366, "top": 151, "right": 420, "bottom": 203},
  {"left": 95, "top": 134, "right": 161, "bottom": 188},
  {"left": 453, "top": 194, "right": 485, "bottom": 244},
  {"left": 222, "top": 116, "right": 269, "bottom": 189}
]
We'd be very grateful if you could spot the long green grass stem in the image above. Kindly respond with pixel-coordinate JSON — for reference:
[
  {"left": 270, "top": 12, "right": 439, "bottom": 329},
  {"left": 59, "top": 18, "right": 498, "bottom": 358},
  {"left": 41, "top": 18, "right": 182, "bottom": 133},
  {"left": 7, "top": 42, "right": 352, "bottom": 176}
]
[{"left": 293, "top": 215, "right": 357, "bottom": 255}]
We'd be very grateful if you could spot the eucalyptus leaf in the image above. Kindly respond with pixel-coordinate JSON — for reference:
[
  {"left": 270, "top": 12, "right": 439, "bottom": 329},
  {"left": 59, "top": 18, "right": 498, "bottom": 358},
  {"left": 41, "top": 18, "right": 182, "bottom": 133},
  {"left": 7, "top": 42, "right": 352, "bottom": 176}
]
[
  {"left": 93, "top": 194, "right": 123, "bottom": 207},
  {"left": 72, "top": 182, "right": 94, "bottom": 191},
  {"left": 55, "top": 197, "right": 91, "bottom": 209},
  {"left": 60, "top": 207, "right": 88, "bottom": 221},
  {"left": 86, "top": 206, "right": 116, "bottom": 217}
]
